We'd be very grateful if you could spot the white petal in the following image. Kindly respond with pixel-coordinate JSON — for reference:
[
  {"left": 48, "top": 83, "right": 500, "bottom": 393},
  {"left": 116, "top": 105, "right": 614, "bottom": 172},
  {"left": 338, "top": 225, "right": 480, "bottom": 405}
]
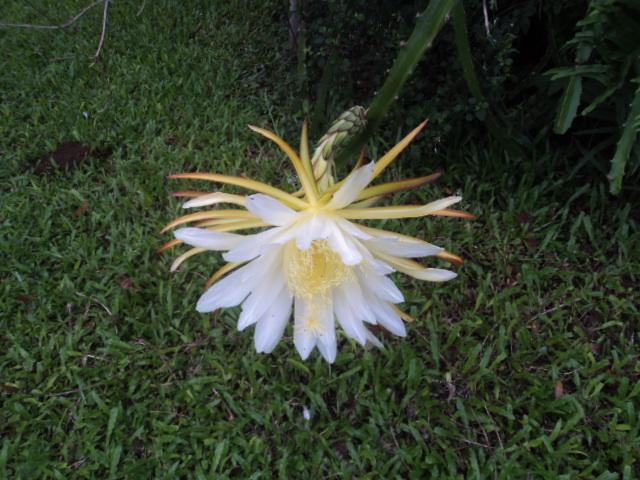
[
  {"left": 365, "top": 237, "right": 443, "bottom": 258},
  {"left": 333, "top": 217, "right": 372, "bottom": 240},
  {"left": 196, "top": 265, "right": 254, "bottom": 312},
  {"left": 327, "top": 162, "right": 375, "bottom": 209},
  {"left": 175, "top": 228, "right": 243, "bottom": 250},
  {"left": 254, "top": 290, "right": 293, "bottom": 353},
  {"left": 245, "top": 194, "right": 298, "bottom": 226},
  {"left": 364, "top": 329, "right": 383, "bottom": 349},
  {"left": 316, "top": 333, "right": 336, "bottom": 362},
  {"left": 196, "top": 250, "right": 279, "bottom": 312},
  {"left": 341, "top": 279, "right": 376, "bottom": 324},
  {"left": 294, "top": 214, "right": 331, "bottom": 250},
  {"left": 406, "top": 268, "right": 457, "bottom": 282},
  {"left": 356, "top": 264, "right": 404, "bottom": 303},
  {"left": 326, "top": 222, "right": 362, "bottom": 265},
  {"left": 238, "top": 306, "right": 257, "bottom": 331},
  {"left": 333, "top": 288, "right": 368, "bottom": 345},
  {"left": 224, "top": 225, "right": 296, "bottom": 262},
  {"left": 315, "top": 300, "right": 336, "bottom": 363},
  {"left": 292, "top": 296, "right": 336, "bottom": 362},
  {"left": 238, "top": 266, "right": 286, "bottom": 331},
  {"left": 373, "top": 253, "right": 458, "bottom": 283},
  {"left": 366, "top": 295, "right": 406, "bottom": 337},
  {"left": 370, "top": 259, "right": 395, "bottom": 275},
  {"left": 421, "top": 196, "right": 462, "bottom": 214},
  {"left": 293, "top": 297, "right": 317, "bottom": 360}
]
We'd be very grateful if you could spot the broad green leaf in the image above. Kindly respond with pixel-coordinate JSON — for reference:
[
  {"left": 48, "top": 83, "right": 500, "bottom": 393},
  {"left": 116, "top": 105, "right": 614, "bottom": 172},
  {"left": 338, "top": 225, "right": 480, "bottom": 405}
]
[
  {"left": 452, "top": 3, "right": 483, "bottom": 99},
  {"left": 548, "top": 64, "right": 610, "bottom": 81},
  {"left": 367, "top": 0, "right": 455, "bottom": 127},
  {"left": 554, "top": 76, "right": 583, "bottom": 135},
  {"left": 608, "top": 85, "right": 640, "bottom": 194}
]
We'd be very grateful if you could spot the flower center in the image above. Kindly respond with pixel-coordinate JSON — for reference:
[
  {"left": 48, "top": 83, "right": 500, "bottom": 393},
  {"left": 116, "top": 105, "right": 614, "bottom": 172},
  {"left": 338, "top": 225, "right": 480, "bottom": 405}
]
[{"left": 285, "top": 240, "right": 351, "bottom": 298}]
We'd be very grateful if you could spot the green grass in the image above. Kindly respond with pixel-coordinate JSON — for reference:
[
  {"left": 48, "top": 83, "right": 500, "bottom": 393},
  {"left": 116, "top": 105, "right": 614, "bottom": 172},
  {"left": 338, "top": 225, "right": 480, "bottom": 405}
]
[{"left": 1, "top": 1, "right": 639, "bottom": 478}]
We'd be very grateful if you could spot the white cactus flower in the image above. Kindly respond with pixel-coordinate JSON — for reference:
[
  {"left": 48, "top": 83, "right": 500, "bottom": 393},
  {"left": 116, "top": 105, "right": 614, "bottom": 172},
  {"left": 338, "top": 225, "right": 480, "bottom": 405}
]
[{"left": 162, "top": 121, "right": 472, "bottom": 362}]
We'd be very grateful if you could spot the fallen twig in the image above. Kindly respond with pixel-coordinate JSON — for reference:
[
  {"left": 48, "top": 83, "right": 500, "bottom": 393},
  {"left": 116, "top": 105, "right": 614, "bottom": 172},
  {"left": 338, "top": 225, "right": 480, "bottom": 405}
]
[
  {"left": 92, "top": 0, "right": 110, "bottom": 62},
  {"left": 0, "top": 0, "right": 104, "bottom": 30},
  {"left": 75, "top": 292, "right": 113, "bottom": 316},
  {"left": 0, "top": 0, "right": 112, "bottom": 62},
  {"left": 136, "top": 0, "right": 146, "bottom": 17}
]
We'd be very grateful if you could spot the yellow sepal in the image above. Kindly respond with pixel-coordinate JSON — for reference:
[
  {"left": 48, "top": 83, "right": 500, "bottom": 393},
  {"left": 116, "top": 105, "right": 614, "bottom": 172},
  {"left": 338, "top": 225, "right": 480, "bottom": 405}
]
[
  {"left": 168, "top": 172, "right": 308, "bottom": 209},
  {"left": 249, "top": 125, "right": 319, "bottom": 204}
]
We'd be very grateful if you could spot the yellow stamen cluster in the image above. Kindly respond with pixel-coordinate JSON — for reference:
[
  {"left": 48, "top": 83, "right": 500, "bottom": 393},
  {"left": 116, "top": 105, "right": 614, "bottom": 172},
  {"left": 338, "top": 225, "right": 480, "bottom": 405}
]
[{"left": 284, "top": 240, "right": 351, "bottom": 299}]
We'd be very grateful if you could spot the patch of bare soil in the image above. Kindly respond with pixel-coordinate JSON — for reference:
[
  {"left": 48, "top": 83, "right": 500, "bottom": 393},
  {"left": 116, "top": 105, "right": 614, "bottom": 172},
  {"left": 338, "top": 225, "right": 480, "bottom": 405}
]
[{"left": 32, "top": 141, "right": 112, "bottom": 174}]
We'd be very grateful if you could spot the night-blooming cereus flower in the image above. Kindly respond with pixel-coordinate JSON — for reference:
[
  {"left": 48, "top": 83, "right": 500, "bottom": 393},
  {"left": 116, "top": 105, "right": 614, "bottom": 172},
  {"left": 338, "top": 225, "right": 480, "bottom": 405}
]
[{"left": 160, "top": 120, "right": 473, "bottom": 363}]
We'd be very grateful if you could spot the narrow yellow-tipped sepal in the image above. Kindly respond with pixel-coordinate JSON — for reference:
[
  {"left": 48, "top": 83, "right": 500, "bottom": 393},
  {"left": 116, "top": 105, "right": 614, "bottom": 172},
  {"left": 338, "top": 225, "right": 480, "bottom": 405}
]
[
  {"left": 347, "top": 196, "right": 384, "bottom": 208},
  {"left": 437, "top": 251, "right": 464, "bottom": 265},
  {"left": 338, "top": 204, "right": 432, "bottom": 220},
  {"left": 356, "top": 172, "right": 442, "bottom": 201},
  {"left": 170, "top": 247, "right": 206, "bottom": 272},
  {"left": 195, "top": 219, "right": 267, "bottom": 232},
  {"left": 181, "top": 192, "right": 246, "bottom": 209},
  {"left": 193, "top": 218, "right": 248, "bottom": 228},
  {"left": 160, "top": 210, "right": 256, "bottom": 233},
  {"left": 372, "top": 120, "right": 428, "bottom": 181},
  {"left": 430, "top": 209, "right": 476, "bottom": 219},
  {"left": 168, "top": 172, "right": 308, "bottom": 209},
  {"left": 299, "top": 120, "right": 317, "bottom": 191},
  {"left": 248, "top": 125, "right": 318, "bottom": 204},
  {"left": 204, "top": 262, "right": 244, "bottom": 290},
  {"left": 170, "top": 190, "right": 209, "bottom": 198},
  {"left": 338, "top": 196, "right": 461, "bottom": 220},
  {"left": 157, "top": 238, "right": 183, "bottom": 254},
  {"left": 392, "top": 305, "right": 415, "bottom": 322}
]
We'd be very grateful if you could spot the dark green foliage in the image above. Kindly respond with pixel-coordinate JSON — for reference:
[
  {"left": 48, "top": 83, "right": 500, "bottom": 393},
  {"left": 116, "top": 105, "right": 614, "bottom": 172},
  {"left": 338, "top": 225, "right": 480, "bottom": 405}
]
[
  {"left": 301, "top": 0, "right": 639, "bottom": 192},
  {"left": 334, "top": 0, "right": 456, "bottom": 165},
  {"left": 547, "top": 0, "right": 640, "bottom": 193},
  {"left": 301, "top": 0, "right": 521, "bottom": 146}
]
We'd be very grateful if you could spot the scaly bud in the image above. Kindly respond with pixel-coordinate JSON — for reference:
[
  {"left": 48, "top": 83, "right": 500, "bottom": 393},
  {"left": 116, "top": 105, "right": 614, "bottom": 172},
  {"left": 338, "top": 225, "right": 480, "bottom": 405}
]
[{"left": 312, "top": 106, "right": 367, "bottom": 193}]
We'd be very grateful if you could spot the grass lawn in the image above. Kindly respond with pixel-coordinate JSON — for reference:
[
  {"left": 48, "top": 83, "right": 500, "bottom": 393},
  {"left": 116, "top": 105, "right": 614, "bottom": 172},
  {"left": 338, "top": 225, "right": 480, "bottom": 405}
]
[{"left": 1, "top": 1, "right": 639, "bottom": 478}]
